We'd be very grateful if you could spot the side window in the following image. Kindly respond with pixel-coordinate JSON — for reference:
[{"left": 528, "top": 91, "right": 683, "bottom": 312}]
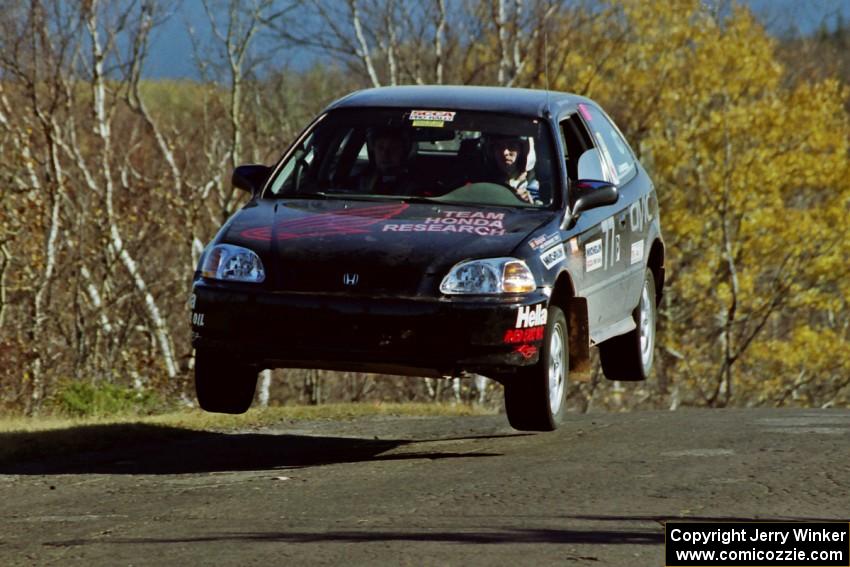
[
  {"left": 578, "top": 103, "right": 636, "bottom": 185},
  {"left": 269, "top": 132, "right": 315, "bottom": 194},
  {"left": 559, "top": 114, "right": 592, "bottom": 182}
]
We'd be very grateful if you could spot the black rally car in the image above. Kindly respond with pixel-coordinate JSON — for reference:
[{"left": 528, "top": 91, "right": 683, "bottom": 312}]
[{"left": 190, "top": 86, "right": 664, "bottom": 431}]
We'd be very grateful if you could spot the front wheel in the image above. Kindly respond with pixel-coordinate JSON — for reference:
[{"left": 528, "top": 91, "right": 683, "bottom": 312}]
[
  {"left": 504, "top": 305, "right": 568, "bottom": 431},
  {"left": 195, "top": 348, "right": 258, "bottom": 414},
  {"left": 599, "top": 269, "right": 657, "bottom": 381}
]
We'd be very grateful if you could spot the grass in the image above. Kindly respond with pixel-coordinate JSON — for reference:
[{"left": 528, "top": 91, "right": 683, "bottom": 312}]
[
  {"left": 0, "top": 402, "right": 494, "bottom": 433},
  {"left": 0, "top": 403, "right": 495, "bottom": 467}
]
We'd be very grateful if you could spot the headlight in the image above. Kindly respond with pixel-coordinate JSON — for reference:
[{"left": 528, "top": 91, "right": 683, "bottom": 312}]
[
  {"left": 440, "top": 258, "right": 536, "bottom": 295},
  {"left": 201, "top": 244, "right": 266, "bottom": 283}
]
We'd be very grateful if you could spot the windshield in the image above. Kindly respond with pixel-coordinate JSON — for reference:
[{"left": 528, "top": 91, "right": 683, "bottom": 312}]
[{"left": 265, "top": 108, "right": 559, "bottom": 208}]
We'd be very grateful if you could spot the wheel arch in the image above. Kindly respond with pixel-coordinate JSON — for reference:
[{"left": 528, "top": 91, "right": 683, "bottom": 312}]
[
  {"left": 549, "top": 271, "right": 591, "bottom": 382},
  {"left": 647, "top": 238, "right": 665, "bottom": 306}
]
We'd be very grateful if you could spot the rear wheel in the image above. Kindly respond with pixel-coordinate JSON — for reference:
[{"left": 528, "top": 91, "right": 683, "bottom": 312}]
[
  {"left": 194, "top": 348, "right": 258, "bottom": 414},
  {"left": 504, "top": 305, "right": 568, "bottom": 431},
  {"left": 599, "top": 269, "right": 657, "bottom": 381}
]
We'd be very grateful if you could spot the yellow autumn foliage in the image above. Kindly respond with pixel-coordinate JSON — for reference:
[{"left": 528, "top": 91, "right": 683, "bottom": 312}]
[{"left": 539, "top": 0, "right": 850, "bottom": 407}]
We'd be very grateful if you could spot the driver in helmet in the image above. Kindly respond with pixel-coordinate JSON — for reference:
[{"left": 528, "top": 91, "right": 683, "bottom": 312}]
[{"left": 486, "top": 134, "right": 540, "bottom": 204}]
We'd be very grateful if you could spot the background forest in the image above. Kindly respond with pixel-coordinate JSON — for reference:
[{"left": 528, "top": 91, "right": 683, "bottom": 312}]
[{"left": 1, "top": 0, "right": 849, "bottom": 416}]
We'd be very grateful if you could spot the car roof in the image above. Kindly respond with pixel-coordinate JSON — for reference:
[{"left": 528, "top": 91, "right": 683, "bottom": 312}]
[{"left": 325, "top": 85, "right": 591, "bottom": 118}]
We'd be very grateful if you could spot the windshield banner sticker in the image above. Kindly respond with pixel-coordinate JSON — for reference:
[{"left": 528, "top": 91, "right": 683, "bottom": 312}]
[
  {"left": 410, "top": 109, "right": 456, "bottom": 128},
  {"left": 540, "top": 244, "right": 566, "bottom": 270},
  {"left": 585, "top": 238, "right": 603, "bottom": 272},
  {"left": 382, "top": 210, "right": 506, "bottom": 236},
  {"left": 410, "top": 110, "right": 456, "bottom": 122}
]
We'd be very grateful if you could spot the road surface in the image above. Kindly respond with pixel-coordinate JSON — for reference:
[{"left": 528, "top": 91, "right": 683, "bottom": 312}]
[{"left": 1, "top": 408, "right": 848, "bottom": 566}]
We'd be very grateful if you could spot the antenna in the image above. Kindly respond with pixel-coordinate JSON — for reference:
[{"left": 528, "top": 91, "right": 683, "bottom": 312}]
[{"left": 544, "top": 22, "right": 551, "bottom": 109}]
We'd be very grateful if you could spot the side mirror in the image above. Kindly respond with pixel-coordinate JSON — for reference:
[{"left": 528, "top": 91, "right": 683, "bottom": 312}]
[
  {"left": 563, "top": 179, "right": 619, "bottom": 229},
  {"left": 232, "top": 164, "right": 271, "bottom": 196},
  {"left": 573, "top": 179, "right": 618, "bottom": 214}
]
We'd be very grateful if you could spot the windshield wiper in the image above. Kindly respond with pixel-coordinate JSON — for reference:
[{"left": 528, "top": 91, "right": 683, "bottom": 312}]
[
  {"left": 399, "top": 195, "right": 443, "bottom": 204},
  {"left": 282, "top": 192, "right": 443, "bottom": 204},
  {"left": 280, "top": 192, "right": 329, "bottom": 200},
  {"left": 324, "top": 193, "right": 407, "bottom": 202}
]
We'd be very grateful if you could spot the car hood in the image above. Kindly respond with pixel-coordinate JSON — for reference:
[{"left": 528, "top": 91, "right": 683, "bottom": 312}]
[{"left": 221, "top": 198, "right": 556, "bottom": 295}]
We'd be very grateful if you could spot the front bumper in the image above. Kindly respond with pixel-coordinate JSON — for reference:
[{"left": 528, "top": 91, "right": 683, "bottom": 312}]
[{"left": 190, "top": 280, "right": 550, "bottom": 377}]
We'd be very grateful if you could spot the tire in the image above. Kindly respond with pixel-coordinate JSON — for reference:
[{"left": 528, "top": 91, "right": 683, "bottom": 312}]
[
  {"left": 504, "top": 305, "right": 568, "bottom": 431},
  {"left": 599, "top": 269, "right": 657, "bottom": 381},
  {"left": 194, "top": 348, "right": 258, "bottom": 414}
]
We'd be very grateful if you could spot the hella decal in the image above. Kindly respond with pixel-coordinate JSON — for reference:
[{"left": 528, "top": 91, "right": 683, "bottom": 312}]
[{"left": 515, "top": 304, "right": 547, "bottom": 329}]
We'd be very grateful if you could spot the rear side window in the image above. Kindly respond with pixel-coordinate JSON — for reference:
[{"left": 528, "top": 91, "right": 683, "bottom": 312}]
[{"left": 578, "top": 103, "right": 636, "bottom": 185}]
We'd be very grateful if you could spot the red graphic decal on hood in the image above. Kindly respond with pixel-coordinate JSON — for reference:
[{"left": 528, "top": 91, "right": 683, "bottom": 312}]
[
  {"left": 240, "top": 226, "right": 273, "bottom": 241},
  {"left": 240, "top": 203, "right": 409, "bottom": 241}
]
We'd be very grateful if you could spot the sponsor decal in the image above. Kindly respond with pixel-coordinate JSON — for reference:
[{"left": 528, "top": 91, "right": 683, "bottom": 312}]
[
  {"left": 515, "top": 303, "right": 547, "bottom": 329},
  {"left": 503, "top": 326, "right": 545, "bottom": 344},
  {"left": 601, "top": 217, "right": 616, "bottom": 270},
  {"left": 189, "top": 294, "right": 197, "bottom": 309},
  {"left": 191, "top": 312, "right": 205, "bottom": 327},
  {"left": 240, "top": 203, "right": 409, "bottom": 241},
  {"left": 629, "top": 193, "right": 654, "bottom": 232},
  {"left": 514, "top": 344, "right": 538, "bottom": 360},
  {"left": 528, "top": 234, "right": 546, "bottom": 249},
  {"left": 383, "top": 210, "right": 506, "bottom": 236},
  {"left": 630, "top": 239, "right": 644, "bottom": 265},
  {"left": 585, "top": 238, "right": 603, "bottom": 272},
  {"left": 410, "top": 110, "right": 456, "bottom": 122},
  {"left": 528, "top": 232, "right": 560, "bottom": 251},
  {"left": 540, "top": 243, "right": 566, "bottom": 270}
]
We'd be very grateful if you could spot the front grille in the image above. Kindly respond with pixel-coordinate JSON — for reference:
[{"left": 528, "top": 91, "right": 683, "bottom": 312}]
[{"left": 277, "top": 264, "right": 427, "bottom": 295}]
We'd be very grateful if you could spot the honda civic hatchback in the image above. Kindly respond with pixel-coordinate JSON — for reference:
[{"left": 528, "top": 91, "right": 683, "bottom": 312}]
[{"left": 190, "top": 85, "right": 665, "bottom": 431}]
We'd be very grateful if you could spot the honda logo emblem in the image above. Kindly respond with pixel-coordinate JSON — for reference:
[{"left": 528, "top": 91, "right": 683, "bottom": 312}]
[{"left": 343, "top": 273, "right": 359, "bottom": 286}]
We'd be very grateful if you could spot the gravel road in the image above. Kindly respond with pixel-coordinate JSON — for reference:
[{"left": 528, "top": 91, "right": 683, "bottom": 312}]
[{"left": 1, "top": 408, "right": 848, "bottom": 566}]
